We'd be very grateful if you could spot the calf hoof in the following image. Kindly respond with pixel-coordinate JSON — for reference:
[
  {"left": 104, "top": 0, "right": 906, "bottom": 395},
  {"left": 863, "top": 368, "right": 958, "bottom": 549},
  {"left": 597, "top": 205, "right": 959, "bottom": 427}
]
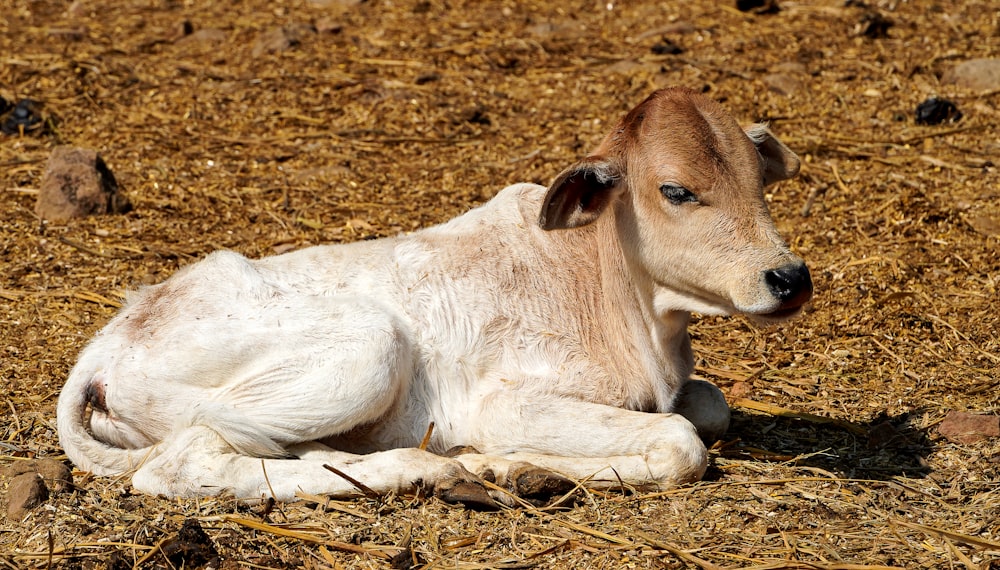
[
  {"left": 434, "top": 478, "right": 498, "bottom": 511},
  {"left": 672, "top": 379, "right": 731, "bottom": 444},
  {"left": 511, "top": 466, "right": 579, "bottom": 507}
]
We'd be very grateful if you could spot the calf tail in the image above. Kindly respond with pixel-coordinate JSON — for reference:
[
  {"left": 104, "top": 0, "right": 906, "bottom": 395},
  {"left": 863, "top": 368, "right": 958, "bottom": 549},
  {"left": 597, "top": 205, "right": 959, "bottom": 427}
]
[{"left": 56, "top": 359, "right": 151, "bottom": 477}]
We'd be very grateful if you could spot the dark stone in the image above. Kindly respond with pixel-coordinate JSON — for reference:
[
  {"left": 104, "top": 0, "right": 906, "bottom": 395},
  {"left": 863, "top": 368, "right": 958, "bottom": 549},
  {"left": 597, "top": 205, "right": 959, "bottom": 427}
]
[
  {"left": 1, "top": 98, "right": 44, "bottom": 135},
  {"left": 915, "top": 97, "right": 962, "bottom": 125}
]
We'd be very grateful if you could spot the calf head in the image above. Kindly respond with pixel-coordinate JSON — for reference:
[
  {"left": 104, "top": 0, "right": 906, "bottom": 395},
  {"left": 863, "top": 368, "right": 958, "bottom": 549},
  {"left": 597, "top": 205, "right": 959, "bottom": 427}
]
[{"left": 540, "top": 87, "right": 812, "bottom": 319}]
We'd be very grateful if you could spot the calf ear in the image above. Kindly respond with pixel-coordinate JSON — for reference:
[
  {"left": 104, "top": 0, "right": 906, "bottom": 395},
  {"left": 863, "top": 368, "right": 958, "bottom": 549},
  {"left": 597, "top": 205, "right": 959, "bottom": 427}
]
[
  {"left": 539, "top": 157, "right": 622, "bottom": 230},
  {"left": 746, "top": 124, "right": 800, "bottom": 186}
]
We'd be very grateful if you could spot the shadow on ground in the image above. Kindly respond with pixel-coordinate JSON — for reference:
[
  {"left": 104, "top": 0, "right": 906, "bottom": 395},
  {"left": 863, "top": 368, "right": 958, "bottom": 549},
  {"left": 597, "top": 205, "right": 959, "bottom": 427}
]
[{"left": 713, "top": 409, "right": 935, "bottom": 481}]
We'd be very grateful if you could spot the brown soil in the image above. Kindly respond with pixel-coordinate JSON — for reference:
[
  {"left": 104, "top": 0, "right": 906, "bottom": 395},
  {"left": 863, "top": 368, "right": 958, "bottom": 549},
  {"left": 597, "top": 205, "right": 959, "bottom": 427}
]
[{"left": 2, "top": 0, "right": 998, "bottom": 568}]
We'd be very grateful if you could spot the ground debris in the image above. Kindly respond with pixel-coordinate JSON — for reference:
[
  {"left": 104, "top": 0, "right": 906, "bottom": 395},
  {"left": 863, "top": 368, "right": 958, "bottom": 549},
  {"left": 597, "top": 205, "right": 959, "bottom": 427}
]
[
  {"left": 157, "top": 519, "right": 223, "bottom": 569},
  {"left": 2, "top": 0, "right": 999, "bottom": 568}
]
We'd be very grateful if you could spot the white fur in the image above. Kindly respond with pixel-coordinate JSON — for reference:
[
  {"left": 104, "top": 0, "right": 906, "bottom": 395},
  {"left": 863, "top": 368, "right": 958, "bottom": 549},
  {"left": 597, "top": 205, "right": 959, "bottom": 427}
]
[{"left": 57, "top": 88, "right": 810, "bottom": 501}]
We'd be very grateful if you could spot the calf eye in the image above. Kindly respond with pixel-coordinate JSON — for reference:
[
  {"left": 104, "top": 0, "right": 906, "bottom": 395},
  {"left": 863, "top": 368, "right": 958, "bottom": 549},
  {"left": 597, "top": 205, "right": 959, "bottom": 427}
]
[{"left": 660, "top": 184, "right": 697, "bottom": 205}]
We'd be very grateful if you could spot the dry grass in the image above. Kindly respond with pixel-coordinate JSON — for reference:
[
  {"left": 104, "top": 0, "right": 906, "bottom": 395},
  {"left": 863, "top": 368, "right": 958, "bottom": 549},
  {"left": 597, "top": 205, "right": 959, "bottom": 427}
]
[{"left": 2, "top": 0, "right": 999, "bottom": 568}]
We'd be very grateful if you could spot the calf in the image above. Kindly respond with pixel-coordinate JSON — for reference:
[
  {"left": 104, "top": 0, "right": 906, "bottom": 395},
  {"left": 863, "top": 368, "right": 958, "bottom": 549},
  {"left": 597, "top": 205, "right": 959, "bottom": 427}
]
[{"left": 57, "top": 87, "right": 811, "bottom": 505}]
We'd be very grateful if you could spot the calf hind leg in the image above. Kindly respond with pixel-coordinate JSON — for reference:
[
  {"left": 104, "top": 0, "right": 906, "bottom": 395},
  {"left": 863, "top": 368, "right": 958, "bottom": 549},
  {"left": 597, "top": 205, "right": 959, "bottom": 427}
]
[
  {"left": 132, "top": 427, "right": 496, "bottom": 506},
  {"left": 130, "top": 295, "right": 477, "bottom": 501},
  {"left": 190, "top": 295, "right": 415, "bottom": 454}
]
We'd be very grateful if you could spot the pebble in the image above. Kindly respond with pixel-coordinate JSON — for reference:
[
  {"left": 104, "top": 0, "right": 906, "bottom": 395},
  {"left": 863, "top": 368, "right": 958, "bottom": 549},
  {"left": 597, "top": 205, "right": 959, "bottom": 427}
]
[
  {"left": 764, "top": 73, "right": 803, "bottom": 96},
  {"left": 728, "top": 381, "right": 754, "bottom": 399},
  {"left": 3, "top": 458, "right": 74, "bottom": 519},
  {"left": 764, "top": 62, "right": 808, "bottom": 96},
  {"left": 942, "top": 58, "right": 1000, "bottom": 91},
  {"left": 915, "top": 97, "right": 962, "bottom": 125},
  {"left": 252, "top": 23, "right": 316, "bottom": 58},
  {"left": 175, "top": 27, "right": 227, "bottom": 46}
]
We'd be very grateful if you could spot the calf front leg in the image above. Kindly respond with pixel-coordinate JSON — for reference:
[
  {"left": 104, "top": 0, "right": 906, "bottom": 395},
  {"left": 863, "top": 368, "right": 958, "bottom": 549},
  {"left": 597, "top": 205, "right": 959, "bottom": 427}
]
[{"left": 460, "top": 393, "right": 708, "bottom": 490}]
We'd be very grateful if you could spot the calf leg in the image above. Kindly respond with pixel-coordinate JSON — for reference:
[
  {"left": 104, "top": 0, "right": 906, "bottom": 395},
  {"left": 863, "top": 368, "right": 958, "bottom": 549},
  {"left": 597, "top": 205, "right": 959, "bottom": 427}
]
[
  {"left": 131, "top": 428, "right": 491, "bottom": 503},
  {"left": 459, "top": 393, "right": 708, "bottom": 490}
]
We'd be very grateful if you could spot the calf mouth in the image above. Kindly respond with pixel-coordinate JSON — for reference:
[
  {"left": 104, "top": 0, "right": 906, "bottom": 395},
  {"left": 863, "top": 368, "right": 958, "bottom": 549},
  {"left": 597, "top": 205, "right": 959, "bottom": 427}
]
[
  {"left": 754, "top": 288, "right": 813, "bottom": 321},
  {"left": 759, "top": 303, "right": 807, "bottom": 321}
]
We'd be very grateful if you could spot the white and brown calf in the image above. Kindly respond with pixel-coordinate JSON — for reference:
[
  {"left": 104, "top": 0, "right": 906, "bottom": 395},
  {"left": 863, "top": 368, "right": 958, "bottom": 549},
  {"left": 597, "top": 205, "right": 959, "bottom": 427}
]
[{"left": 57, "top": 87, "right": 812, "bottom": 505}]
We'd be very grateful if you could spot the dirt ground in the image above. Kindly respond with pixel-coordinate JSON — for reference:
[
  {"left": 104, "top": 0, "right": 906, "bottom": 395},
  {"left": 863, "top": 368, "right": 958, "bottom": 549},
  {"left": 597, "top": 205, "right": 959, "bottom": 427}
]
[{"left": 2, "top": 0, "right": 999, "bottom": 568}]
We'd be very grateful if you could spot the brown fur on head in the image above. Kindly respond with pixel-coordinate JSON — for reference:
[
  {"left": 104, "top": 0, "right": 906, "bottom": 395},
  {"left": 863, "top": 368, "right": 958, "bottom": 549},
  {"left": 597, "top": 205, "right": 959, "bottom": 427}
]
[{"left": 540, "top": 87, "right": 811, "bottom": 319}]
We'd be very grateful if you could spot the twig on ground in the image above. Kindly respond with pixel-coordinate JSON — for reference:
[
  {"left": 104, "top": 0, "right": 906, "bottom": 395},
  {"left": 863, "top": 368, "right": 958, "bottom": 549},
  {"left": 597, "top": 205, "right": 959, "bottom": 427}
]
[{"left": 322, "top": 464, "right": 380, "bottom": 499}]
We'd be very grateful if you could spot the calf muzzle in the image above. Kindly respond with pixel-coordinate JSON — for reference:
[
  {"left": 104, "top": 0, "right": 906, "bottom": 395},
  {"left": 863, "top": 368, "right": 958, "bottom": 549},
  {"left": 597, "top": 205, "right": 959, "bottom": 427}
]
[{"left": 763, "top": 263, "right": 813, "bottom": 314}]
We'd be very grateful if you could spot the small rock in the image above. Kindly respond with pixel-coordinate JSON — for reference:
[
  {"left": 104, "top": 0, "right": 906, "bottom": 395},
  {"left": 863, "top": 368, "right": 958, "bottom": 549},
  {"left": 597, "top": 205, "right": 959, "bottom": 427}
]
[
  {"left": 7, "top": 473, "right": 48, "bottom": 520},
  {"left": 728, "top": 381, "right": 754, "bottom": 399},
  {"left": 632, "top": 22, "right": 696, "bottom": 43},
  {"left": 2, "top": 459, "right": 73, "bottom": 494},
  {"left": 915, "top": 97, "right": 962, "bottom": 125},
  {"left": 942, "top": 58, "right": 1000, "bottom": 91},
  {"left": 965, "top": 213, "right": 1000, "bottom": 237},
  {"left": 252, "top": 23, "right": 316, "bottom": 58},
  {"left": 36, "top": 146, "right": 133, "bottom": 222},
  {"left": 938, "top": 411, "right": 1000, "bottom": 445},
  {"left": 764, "top": 73, "right": 804, "bottom": 96},
  {"left": 175, "top": 27, "right": 227, "bottom": 46},
  {"left": 771, "top": 61, "right": 808, "bottom": 75},
  {"left": 604, "top": 59, "right": 662, "bottom": 76}
]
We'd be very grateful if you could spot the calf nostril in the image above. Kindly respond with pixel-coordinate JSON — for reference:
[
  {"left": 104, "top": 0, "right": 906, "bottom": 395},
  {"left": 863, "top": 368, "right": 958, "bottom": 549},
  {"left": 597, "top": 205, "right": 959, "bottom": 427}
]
[{"left": 764, "top": 264, "right": 813, "bottom": 306}]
